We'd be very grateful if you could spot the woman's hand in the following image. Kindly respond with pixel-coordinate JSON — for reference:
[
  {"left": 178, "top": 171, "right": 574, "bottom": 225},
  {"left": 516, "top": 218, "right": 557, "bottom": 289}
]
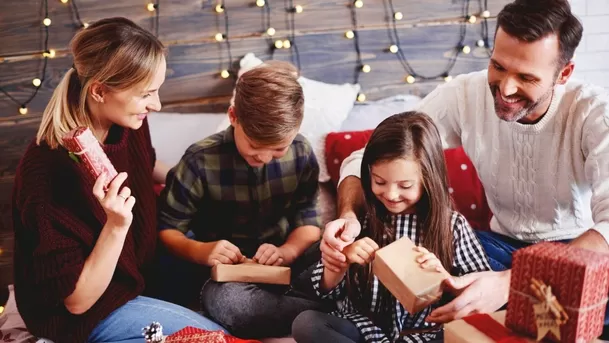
[
  {"left": 92, "top": 172, "right": 135, "bottom": 231},
  {"left": 343, "top": 237, "right": 379, "bottom": 265}
]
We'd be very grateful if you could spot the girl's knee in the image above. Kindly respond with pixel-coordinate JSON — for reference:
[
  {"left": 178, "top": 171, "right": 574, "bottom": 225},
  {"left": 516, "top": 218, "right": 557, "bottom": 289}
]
[{"left": 292, "top": 310, "right": 321, "bottom": 341}]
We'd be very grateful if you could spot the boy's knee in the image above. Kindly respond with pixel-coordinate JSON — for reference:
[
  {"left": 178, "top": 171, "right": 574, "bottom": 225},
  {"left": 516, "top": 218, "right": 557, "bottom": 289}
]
[{"left": 201, "top": 282, "right": 259, "bottom": 330}]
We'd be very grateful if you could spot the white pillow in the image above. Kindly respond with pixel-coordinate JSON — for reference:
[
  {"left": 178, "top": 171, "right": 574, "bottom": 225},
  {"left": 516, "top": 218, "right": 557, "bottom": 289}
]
[
  {"left": 339, "top": 95, "right": 422, "bottom": 132},
  {"left": 149, "top": 112, "right": 227, "bottom": 168},
  {"left": 216, "top": 53, "right": 360, "bottom": 182}
]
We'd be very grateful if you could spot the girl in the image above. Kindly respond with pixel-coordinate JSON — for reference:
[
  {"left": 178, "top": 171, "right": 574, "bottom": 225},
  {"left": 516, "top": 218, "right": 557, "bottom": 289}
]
[
  {"left": 292, "top": 112, "right": 490, "bottom": 343},
  {"left": 12, "top": 18, "right": 223, "bottom": 343}
]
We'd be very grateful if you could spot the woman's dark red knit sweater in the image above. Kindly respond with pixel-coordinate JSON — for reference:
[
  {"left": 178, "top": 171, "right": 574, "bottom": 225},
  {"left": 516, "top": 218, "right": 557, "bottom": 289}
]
[{"left": 12, "top": 119, "right": 158, "bottom": 343}]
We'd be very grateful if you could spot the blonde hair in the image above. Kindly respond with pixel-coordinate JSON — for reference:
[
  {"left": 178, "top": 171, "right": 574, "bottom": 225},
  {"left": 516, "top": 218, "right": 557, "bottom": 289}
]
[
  {"left": 36, "top": 17, "right": 165, "bottom": 149},
  {"left": 233, "top": 65, "right": 304, "bottom": 145}
]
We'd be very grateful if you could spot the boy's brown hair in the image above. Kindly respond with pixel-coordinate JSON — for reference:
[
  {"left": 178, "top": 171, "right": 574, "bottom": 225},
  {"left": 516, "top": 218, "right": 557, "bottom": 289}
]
[{"left": 233, "top": 65, "right": 304, "bottom": 145}]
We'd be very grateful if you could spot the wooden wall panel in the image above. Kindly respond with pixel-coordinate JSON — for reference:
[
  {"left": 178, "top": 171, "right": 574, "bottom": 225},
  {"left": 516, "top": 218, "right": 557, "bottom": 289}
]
[{"left": 0, "top": 0, "right": 507, "bottom": 55}]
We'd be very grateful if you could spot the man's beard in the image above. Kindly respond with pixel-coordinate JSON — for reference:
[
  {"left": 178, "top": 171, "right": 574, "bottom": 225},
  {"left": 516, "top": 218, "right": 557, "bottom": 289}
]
[{"left": 489, "top": 84, "right": 554, "bottom": 123}]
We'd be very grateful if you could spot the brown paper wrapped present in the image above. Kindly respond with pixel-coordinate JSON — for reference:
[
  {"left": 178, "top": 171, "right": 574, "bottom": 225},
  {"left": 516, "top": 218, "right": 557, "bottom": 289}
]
[
  {"left": 372, "top": 237, "right": 448, "bottom": 314},
  {"left": 211, "top": 259, "right": 291, "bottom": 285}
]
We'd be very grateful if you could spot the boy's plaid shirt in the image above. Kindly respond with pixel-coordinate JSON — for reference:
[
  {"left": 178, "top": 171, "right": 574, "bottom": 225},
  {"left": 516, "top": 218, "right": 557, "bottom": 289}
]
[{"left": 158, "top": 127, "right": 322, "bottom": 256}]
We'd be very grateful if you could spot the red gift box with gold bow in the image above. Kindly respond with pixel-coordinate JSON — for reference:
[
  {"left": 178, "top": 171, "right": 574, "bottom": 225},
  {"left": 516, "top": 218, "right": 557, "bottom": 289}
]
[{"left": 506, "top": 242, "right": 609, "bottom": 342}]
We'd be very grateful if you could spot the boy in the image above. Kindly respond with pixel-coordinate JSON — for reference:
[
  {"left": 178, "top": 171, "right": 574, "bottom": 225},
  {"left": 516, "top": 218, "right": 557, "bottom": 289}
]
[{"left": 158, "top": 65, "right": 326, "bottom": 338}]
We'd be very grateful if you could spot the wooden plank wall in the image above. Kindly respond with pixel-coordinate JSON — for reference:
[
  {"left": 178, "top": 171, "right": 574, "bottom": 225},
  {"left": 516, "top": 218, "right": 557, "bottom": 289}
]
[{"left": 0, "top": 0, "right": 510, "bottom": 287}]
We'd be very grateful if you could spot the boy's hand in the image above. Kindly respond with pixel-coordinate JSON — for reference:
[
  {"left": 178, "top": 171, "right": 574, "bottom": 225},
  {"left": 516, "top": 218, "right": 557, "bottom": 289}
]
[
  {"left": 343, "top": 237, "right": 379, "bottom": 265},
  {"left": 253, "top": 243, "right": 284, "bottom": 266},
  {"left": 414, "top": 246, "right": 449, "bottom": 276},
  {"left": 203, "top": 240, "right": 245, "bottom": 266}
]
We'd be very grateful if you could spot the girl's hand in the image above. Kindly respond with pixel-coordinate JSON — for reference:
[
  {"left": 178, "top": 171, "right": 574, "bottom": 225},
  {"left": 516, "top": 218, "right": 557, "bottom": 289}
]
[
  {"left": 93, "top": 172, "right": 135, "bottom": 231},
  {"left": 344, "top": 237, "right": 379, "bottom": 265},
  {"left": 414, "top": 246, "right": 449, "bottom": 276}
]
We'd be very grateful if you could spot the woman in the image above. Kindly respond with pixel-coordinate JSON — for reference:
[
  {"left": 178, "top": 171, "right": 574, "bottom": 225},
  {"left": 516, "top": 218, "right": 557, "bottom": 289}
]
[{"left": 12, "top": 17, "right": 223, "bottom": 343}]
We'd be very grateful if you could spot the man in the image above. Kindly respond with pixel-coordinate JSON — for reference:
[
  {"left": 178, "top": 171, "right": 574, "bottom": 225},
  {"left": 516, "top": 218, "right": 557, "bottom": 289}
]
[{"left": 322, "top": 0, "right": 609, "bottom": 324}]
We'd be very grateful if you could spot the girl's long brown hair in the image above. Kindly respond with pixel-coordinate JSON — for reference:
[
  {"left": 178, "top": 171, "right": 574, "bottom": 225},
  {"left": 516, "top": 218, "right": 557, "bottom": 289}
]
[{"left": 346, "top": 111, "right": 454, "bottom": 318}]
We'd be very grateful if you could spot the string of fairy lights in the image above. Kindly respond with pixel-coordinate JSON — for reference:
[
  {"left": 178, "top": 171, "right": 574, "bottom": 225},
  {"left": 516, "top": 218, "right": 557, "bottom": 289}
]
[{"left": 0, "top": 0, "right": 492, "bottom": 115}]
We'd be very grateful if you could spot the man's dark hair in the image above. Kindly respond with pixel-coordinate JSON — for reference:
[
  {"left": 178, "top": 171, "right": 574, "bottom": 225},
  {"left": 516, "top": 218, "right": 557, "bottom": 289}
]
[{"left": 496, "top": 0, "right": 583, "bottom": 67}]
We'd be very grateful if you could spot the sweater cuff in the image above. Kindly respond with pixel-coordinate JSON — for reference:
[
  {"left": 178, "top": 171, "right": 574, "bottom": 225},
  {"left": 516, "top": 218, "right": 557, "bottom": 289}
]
[
  {"left": 338, "top": 156, "right": 362, "bottom": 187},
  {"left": 592, "top": 222, "right": 609, "bottom": 246}
]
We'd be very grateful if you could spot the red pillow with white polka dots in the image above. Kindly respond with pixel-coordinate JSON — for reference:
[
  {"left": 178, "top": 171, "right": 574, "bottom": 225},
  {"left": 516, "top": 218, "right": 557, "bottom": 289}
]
[{"left": 324, "top": 130, "right": 492, "bottom": 231}]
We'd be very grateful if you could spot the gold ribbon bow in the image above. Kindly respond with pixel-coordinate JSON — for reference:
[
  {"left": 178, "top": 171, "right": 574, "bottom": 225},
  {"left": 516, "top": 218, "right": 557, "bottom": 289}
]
[{"left": 530, "top": 278, "right": 569, "bottom": 341}]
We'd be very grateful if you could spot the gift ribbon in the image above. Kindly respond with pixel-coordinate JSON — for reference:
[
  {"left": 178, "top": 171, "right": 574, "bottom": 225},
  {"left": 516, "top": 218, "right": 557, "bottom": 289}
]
[{"left": 463, "top": 314, "right": 529, "bottom": 343}]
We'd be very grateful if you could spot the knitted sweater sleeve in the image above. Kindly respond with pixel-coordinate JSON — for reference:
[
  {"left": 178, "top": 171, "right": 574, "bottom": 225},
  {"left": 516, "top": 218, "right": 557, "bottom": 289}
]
[
  {"left": 582, "top": 96, "right": 609, "bottom": 245},
  {"left": 16, "top": 200, "right": 86, "bottom": 307}
]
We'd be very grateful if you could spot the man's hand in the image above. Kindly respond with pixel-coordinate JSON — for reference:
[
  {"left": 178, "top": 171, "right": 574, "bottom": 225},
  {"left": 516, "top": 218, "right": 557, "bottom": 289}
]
[
  {"left": 321, "top": 217, "right": 362, "bottom": 272},
  {"left": 426, "top": 270, "right": 510, "bottom": 323},
  {"left": 254, "top": 243, "right": 285, "bottom": 266},
  {"left": 202, "top": 240, "right": 245, "bottom": 267}
]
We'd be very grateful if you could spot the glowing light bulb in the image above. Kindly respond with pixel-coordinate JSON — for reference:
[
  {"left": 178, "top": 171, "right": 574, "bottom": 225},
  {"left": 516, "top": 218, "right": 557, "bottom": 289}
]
[
  {"left": 215, "top": 4, "right": 224, "bottom": 12},
  {"left": 444, "top": 75, "right": 453, "bottom": 83},
  {"left": 467, "top": 15, "right": 477, "bottom": 24},
  {"left": 406, "top": 75, "right": 416, "bottom": 84},
  {"left": 220, "top": 70, "right": 230, "bottom": 79},
  {"left": 256, "top": 0, "right": 265, "bottom": 7},
  {"left": 389, "top": 45, "right": 398, "bottom": 53},
  {"left": 19, "top": 106, "right": 28, "bottom": 115},
  {"left": 283, "top": 40, "right": 291, "bottom": 49},
  {"left": 361, "top": 64, "right": 371, "bottom": 73},
  {"left": 274, "top": 40, "right": 284, "bottom": 49},
  {"left": 61, "top": 0, "right": 69, "bottom": 3},
  {"left": 43, "top": 18, "right": 51, "bottom": 26},
  {"left": 43, "top": 49, "right": 56, "bottom": 58},
  {"left": 394, "top": 12, "right": 403, "bottom": 20},
  {"left": 354, "top": 0, "right": 363, "bottom": 8},
  {"left": 147, "top": 3, "right": 156, "bottom": 11},
  {"left": 481, "top": 10, "right": 490, "bottom": 18},
  {"left": 267, "top": 27, "right": 276, "bottom": 36},
  {"left": 476, "top": 39, "right": 485, "bottom": 47},
  {"left": 462, "top": 45, "right": 471, "bottom": 54},
  {"left": 345, "top": 30, "right": 355, "bottom": 39},
  {"left": 32, "top": 78, "right": 42, "bottom": 87},
  {"left": 215, "top": 33, "right": 225, "bottom": 42},
  {"left": 294, "top": 5, "right": 303, "bottom": 13},
  {"left": 82, "top": 22, "right": 89, "bottom": 28},
  {"left": 357, "top": 93, "right": 366, "bottom": 102}
]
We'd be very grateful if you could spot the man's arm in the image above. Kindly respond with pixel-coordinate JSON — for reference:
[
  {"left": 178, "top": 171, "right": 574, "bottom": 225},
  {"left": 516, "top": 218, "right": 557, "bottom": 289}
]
[{"left": 279, "top": 225, "right": 321, "bottom": 265}]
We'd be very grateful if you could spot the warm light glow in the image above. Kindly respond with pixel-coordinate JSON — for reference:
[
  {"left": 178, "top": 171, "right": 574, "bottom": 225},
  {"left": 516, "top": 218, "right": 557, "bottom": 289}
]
[
  {"left": 83, "top": 22, "right": 89, "bottom": 28},
  {"left": 274, "top": 40, "right": 284, "bottom": 49},
  {"left": 43, "top": 49, "right": 56, "bottom": 58},
  {"left": 283, "top": 40, "right": 291, "bottom": 49},
  {"left": 361, "top": 64, "right": 371, "bottom": 73},
  {"left": 19, "top": 106, "right": 28, "bottom": 115},
  {"left": 147, "top": 3, "right": 156, "bottom": 12},
  {"left": 389, "top": 45, "right": 398, "bottom": 53},
  {"left": 345, "top": 30, "right": 355, "bottom": 39},
  {"left": 267, "top": 27, "right": 276, "bottom": 36},
  {"left": 215, "top": 33, "right": 225, "bottom": 42},
  {"left": 481, "top": 10, "right": 490, "bottom": 18},
  {"left": 220, "top": 70, "right": 230, "bottom": 78},
  {"left": 32, "top": 78, "right": 42, "bottom": 87},
  {"left": 61, "top": 0, "right": 69, "bottom": 3},
  {"left": 357, "top": 93, "right": 366, "bottom": 102},
  {"left": 467, "top": 15, "right": 477, "bottom": 24},
  {"left": 394, "top": 12, "right": 403, "bottom": 20},
  {"left": 354, "top": 0, "right": 363, "bottom": 8},
  {"left": 444, "top": 75, "right": 453, "bottom": 83},
  {"left": 406, "top": 75, "right": 416, "bottom": 84},
  {"left": 476, "top": 39, "right": 485, "bottom": 47},
  {"left": 43, "top": 18, "right": 51, "bottom": 26},
  {"left": 462, "top": 45, "right": 471, "bottom": 54},
  {"left": 215, "top": 4, "right": 224, "bottom": 13},
  {"left": 294, "top": 5, "right": 303, "bottom": 13},
  {"left": 256, "top": 0, "right": 265, "bottom": 7}
]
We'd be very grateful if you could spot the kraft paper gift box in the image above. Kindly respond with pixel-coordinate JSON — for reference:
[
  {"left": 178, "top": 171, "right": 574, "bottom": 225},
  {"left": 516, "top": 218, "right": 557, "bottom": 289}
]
[
  {"left": 372, "top": 236, "right": 449, "bottom": 314},
  {"left": 506, "top": 242, "right": 609, "bottom": 343},
  {"left": 62, "top": 126, "right": 118, "bottom": 189},
  {"left": 211, "top": 259, "right": 291, "bottom": 285}
]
